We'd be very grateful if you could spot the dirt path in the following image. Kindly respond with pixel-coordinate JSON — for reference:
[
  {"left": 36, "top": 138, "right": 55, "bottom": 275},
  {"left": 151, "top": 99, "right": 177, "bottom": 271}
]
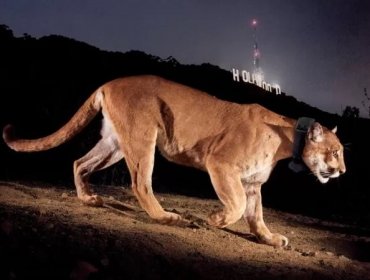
[{"left": 1, "top": 181, "right": 369, "bottom": 280}]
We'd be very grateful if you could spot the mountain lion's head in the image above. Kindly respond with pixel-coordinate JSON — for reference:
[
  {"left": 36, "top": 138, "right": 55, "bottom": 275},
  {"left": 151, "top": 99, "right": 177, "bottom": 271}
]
[{"left": 302, "top": 123, "right": 346, "bottom": 184}]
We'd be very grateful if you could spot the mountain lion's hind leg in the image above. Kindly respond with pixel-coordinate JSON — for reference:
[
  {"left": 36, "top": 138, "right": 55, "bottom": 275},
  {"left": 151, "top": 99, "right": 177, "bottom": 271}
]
[
  {"left": 122, "top": 128, "right": 182, "bottom": 225},
  {"left": 74, "top": 136, "right": 123, "bottom": 206}
]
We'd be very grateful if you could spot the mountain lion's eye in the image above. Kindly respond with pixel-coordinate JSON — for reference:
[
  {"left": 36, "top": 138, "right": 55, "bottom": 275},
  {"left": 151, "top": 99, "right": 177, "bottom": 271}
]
[{"left": 332, "top": 150, "right": 338, "bottom": 158}]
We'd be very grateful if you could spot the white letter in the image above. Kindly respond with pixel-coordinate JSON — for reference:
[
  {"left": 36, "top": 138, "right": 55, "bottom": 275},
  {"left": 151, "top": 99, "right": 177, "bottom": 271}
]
[
  {"left": 262, "top": 81, "right": 266, "bottom": 90},
  {"left": 252, "top": 73, "right": 262, "bottom": 86},
  {"left": 265, "top": 83, "right": 272, "bottom": 92},
  {"left": 232, "top": 68, "right": 239, "bottom": 82},
  {"left": 242, "top": 70, "right": 251, "bottom": 83},
  {"left": 252, "top": 73, "right": 257, "bottom": 85},
  {"left": 274, "top": 84, "right": 281, "bottom": 95}
]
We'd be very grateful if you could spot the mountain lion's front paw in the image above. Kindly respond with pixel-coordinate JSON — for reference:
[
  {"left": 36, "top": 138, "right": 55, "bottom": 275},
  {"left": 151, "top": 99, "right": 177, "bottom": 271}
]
[
  {"left": 155, "top": 211, "right": 183, "bottom": 225},
  {"left": 79, "top": 194, "right": 104, "bottom": 207},
  {"left": 257, "top": 233, "right": 289, "bottom": 247}
]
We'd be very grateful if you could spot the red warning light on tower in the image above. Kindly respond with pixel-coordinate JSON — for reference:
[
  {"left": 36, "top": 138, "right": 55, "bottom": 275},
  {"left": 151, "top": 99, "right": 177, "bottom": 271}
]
[{"left": 231, "top": 18, "right": 281, "bottom": 95}]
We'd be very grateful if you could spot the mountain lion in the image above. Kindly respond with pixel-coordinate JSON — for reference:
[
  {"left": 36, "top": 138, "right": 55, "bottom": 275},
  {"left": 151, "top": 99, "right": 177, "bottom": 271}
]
[{"left": 3, "top": 75, "right": 346, "bottom": 247}]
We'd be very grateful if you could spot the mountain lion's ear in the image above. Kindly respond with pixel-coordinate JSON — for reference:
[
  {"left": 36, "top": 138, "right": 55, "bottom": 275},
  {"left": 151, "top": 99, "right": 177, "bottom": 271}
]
[
  {"left": 331, "top": 126, "right": 337, "bottom": 134},
  {"left": 308, "top": 122, "right": 324, "bottom": 143}
]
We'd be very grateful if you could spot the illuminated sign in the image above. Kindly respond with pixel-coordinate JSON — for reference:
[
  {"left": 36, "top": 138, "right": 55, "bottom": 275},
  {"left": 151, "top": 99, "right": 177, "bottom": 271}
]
[{"left": 232, "top": 68, "right": 281, "bottom": 95}]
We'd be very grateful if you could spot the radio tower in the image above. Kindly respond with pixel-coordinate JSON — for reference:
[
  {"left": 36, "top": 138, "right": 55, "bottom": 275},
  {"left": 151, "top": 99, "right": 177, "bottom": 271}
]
[{"left": 251, "top": 19, "right": 264, "bottom": 85}]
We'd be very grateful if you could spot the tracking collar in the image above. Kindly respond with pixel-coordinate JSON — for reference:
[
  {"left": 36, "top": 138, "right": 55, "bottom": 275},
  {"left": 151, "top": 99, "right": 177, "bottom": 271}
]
[{"left": 288, "top": 117, "right": 315, "bottom": 173}]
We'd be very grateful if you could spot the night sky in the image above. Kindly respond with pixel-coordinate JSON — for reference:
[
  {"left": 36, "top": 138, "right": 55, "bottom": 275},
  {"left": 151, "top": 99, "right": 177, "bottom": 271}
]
[{"left": 1, "top": 0, "right": 370, "bottom": 116}]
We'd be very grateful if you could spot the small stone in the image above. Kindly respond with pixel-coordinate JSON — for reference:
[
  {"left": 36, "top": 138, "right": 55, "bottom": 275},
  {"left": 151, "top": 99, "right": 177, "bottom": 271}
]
[
  {"left": 108, "top": 196, "right": 114, "bottom": 200},
  {"left": 309, "top": 251, "right": 318, "bottom": 257},
  {"left": 295, "top": 248, "right": 303, "bottom": 253},
  {"left": 325, "top": 251, "right": 334, "bottom": 256},
  {"left": 301, "top": 251, "right": 316, "bottom": 257},
  {"left": 61, "top": 193, "right": 69, "bottom": 198},
  {"left": 284, "top": 245, "right": 293, "bottom": 251},
  {"left": 338, "top": 255, "right": 349, "bottom": 261}
]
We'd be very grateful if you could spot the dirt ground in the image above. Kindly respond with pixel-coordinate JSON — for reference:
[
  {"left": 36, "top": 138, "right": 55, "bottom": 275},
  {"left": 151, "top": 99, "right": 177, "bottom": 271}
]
[{"left": 0, "top": 181, "right": 370, "bottom": 280}]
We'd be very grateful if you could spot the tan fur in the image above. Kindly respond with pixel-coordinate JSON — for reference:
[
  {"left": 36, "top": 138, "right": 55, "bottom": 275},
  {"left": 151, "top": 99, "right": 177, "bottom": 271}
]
[{"left": 3, "top": 75, "right": 346, "bottom": 247}]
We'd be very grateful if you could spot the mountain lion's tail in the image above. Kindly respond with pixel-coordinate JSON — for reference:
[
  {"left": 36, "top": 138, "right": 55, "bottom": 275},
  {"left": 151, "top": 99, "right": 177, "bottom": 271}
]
[{"left": 3, "top": 90, "right": 103, "bottom": 152}]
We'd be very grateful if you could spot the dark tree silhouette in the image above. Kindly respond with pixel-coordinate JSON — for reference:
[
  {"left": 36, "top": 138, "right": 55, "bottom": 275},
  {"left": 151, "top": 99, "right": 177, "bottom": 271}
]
[
  {"left": 0, "top": 24, "right": 13, "bottom": 39},
  {"left": 361, "top": 87, "right": 370, "bottom": 117},
  {"left": 342, "top": 106, "right": 360, "bottom": 118}
]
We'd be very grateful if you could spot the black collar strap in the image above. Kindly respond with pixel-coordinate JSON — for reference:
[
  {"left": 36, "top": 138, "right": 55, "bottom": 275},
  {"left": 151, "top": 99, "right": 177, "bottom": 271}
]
[{"left": 288, "top": 117, "right": 315, "bottom": 173}]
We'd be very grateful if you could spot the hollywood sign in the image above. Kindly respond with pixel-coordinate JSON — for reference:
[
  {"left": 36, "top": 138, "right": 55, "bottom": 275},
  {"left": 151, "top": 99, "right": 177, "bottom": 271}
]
[{"left": 232, "top": 68, "right": 281, "bottom": 95}]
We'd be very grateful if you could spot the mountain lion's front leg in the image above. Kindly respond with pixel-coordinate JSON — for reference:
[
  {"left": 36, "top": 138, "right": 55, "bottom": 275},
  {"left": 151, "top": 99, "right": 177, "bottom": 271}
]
[
  {"left": 243, "top": 182, "right": 288, "bottom": 247},
  {"left": 206, "top": 161, "right": 247, "bottom": 228}
]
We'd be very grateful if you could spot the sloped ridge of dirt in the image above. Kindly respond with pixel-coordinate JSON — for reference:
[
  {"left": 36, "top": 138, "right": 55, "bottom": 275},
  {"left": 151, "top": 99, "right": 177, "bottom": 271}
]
[{"left": 1, "top": 181, "right": 370, "bottom": 280}]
